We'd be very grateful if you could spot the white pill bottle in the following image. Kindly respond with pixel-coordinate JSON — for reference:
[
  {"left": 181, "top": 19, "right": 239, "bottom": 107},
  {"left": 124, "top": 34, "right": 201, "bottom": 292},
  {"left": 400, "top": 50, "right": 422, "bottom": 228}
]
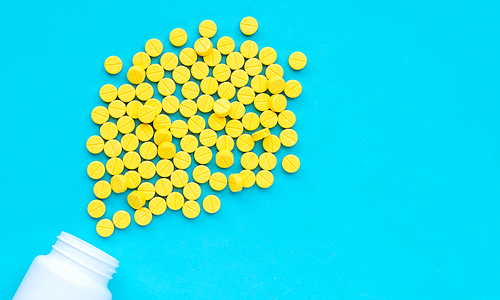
[{"left": 13, "top": 232, "right": 118, "bottom": 300}]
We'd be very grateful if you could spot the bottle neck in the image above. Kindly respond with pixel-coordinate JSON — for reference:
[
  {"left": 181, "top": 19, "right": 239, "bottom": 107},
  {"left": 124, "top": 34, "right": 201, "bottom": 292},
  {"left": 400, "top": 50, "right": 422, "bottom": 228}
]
[{"left": 50, "top": 232, "right": 119, "bottom": 285}]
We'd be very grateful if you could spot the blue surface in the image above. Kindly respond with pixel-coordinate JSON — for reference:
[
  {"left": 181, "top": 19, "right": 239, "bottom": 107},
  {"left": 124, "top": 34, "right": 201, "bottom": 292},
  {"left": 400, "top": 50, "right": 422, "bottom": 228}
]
[{"left": 1, "top": 1, "right": 499, "bottom": 299}]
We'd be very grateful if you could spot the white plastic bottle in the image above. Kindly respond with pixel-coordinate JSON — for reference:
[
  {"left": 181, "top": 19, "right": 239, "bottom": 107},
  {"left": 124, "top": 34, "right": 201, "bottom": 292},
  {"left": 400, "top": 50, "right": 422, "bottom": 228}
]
[{"left": 13, "top": 232, "right": 119, "bottom": 300}]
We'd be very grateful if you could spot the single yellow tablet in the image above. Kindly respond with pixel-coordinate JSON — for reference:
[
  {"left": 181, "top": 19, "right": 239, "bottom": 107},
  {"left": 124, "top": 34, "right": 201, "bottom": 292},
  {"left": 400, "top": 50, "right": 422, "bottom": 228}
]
[
  {"left": 278, "top": 110, "right": 296, "bottom": 128},
  {"left": 260, "top": 110, "right": 278, "bottom": 128},
  {"left": 188, "top": 115, "right": 206, "bottom": 133},
  {"left": 194, "top": 146, "right": 212, "bottom": 164},
  {"left": 228, "top": 174, "right": 243, "bottom": 192},
  {"left": 230, "top": 69, "right": 249, "bottom": 88},
  {"left": 91, "top": 106, "right": 109, "bottom": 125},
  {"left": 87, "top": 161, "right": 105, "bottom": 180},
  {"left": 106, "top": 157, "right": 124, "bottom": 175},
  {"left": 134, "top": 207, "right": 153, "bottom": 226},
  {"left": 202, "top": 195, "right": 221, "bottom": 213},
  {"left": 217, "top": 36, "right": 235, "bottom": 55},
  {"left": 193, "top": 165, "right": 211, "bottom": 184},
  {"left": 158, "top": 142, "right": 176, "bottom": 159},
  {"left": 138, "top": 160, "right": 156, "bottom": 179},
  {"left": 259, "top": 47, "right": 277, "bottom": 65},
  {"left": 199, "top": 129, "right": 217, "bottom": 147},
  {"left": 251, "top": 128, "right": 270, "bottom": 141},
  {"left": 124, "top": 171, "right": 141, "bottom": 189},
  {"left": 146, "top": 64, "right": 164, "bottom": 83},
  {"left": 153, "top": 114, "right": 171, "bottom": 131},
  {"left": 126, "top": 100, "right": 143, "bottom": 119},
  {"left": 236, "top": 134, "right": 255, "bottom": 152},
  {"left": 99, "top": 84, "right": 117, "bottom": 103},
  {"left": 216, "top": 135, "right": 234, "bottom": 151},
  {"left": 123, "top": 151, "right": 141, "bottom": 169},
  {"left": 199, "top": 20, "right": 217, "bottom": 38},
  {"left": 138, "top": 105, "right": 156, "bottom": 123},
  {"left": 167, "top": 192, "right": 185, "bottom": 210},
  {"left": 118, "top": 84, "right": 136, "bottom": 102},
  {"left": 108, "top": 100, "right": 126, "bottom": 119},
  {"left": 158, "top": 78, "right": 177, "bottom": 96},
  {"left": 136, "top": 123, "right": 154, "bottom": 141},
  {"left": 208, "top": 113, "right": 227, "bottom": 131},
  {"left": 145, "top": 38, "right": 163, "bottom": 57},
  {"left": 251, "top": 75, "right": 268, "bottom": 93},
  {"left": 145, "top": 98, "right": 162, "bottom": 116},
  {"left": 155, "top": 178, "right": 173, "bottom": 197},
  {"left": 225, "top": 119, "right": 244, "bottom": 138},
  {"left": 160, "top": 52, "right": 178, "bottom": 71},
  {"left": 138, "top": 182, "right": 155, "bottom": 200},
  {"left": 262, "top": 134, "right": 281, "bottom": 153},
  {"left": 259, "top": 152, "right": 277, "bottom": 170},
  {"left": 228, "top": 102, "right": 246, "bottom": 120},
  {"left": 156, "top": 159, "right": 174, "bottom": 177},
  {"left": 104, "top": 140, "right": 122, "bottom": 158},
  {"left": 139, "top": 141, "right": 157, "bottom": 160},
  {"left": 200, "top": 77, "right": 218, "bottom": 95},
  {"left": 226, "top": 52, "right": 244, "bottom": 70},
  {"left": 256, "top": 170, "right": 274, "bottom": 188},
  {"left": 154, "top": 129, "right": 172, "bottom": 145},
  {"left": 218, "top": 82, "right": 236, "bottom": 100},
  {"left": 213, "top": 98, "right": 231, "bottom": 117},
  {"left": 180, "top": 99, "right": 198, "bottom": 118},
  {"left": 183, "top": 182, "right": 201, "bottom": 201},
  {"left": 284, "top": 79, "right": 302, "bottom": 98},
  {"left": 162, "top": 95, "right": 180, "bottom": 114},
  {"left": 104, "top": 56, "right": 122, "bottom": 74},
  {"left": 239, "top": 170, "right": 256, "bottom": 188},
  {"left": 182, "top": 201, "right": 200, "bottom": 219},
  {"left": 100, "top": 122, "right": 118, "bottom": 140},
  {"left": 180, "top": 134, "right": 198, "bottom": 153},
  {"left": 94, "top": 180, "right": 112, "bottom": 199},
  {"left": 240, "top": 40, "right": 259, "bottom": 59},
  {"left": 240, "top": 17, "right": 258, "bottom": 35},
  {"left": 209, "top": 172, "right": 227, "bottom": 191},
  {"left": 88, "top": 200, "right": 106, "bottom": 218},
  {"left": 215, "top": 150, "right": 234, "bottom": 168},
  {"left": 280, "top": 128, "right": 298, "bottom": 147},
  {"left": 267, "top": 77, "right": 286, "bottom": 95},
  {"left": 170, "top": 28, "right": 188, "bottom": 47},
  {"left": 265, "top": 63, "right": 284, "bottom": 79},
  {"left": 173, "top": 151, "right": 192, "bottom": 169},
  {"left": 172, "top": 65, "right": 191, "bottom": 84},
  {"left": 171, "top": 170, "right": 189, "bottom": 188},
  {"left": 244, "top": 58, "right": 263, "bottom": 77},
  {"left": 213, "top": 64, "right": 231, "bottom": 82},
  {"left": 289, "top": 51, "right": 307, "bottom": 70},
  {"left": 237, "top": 87, "right": 255, "bottom": 105},
  {"left": 282, "top": 154, "right": 300, "bottom": 173},
  {"left": 179, "top": 47, "right": 198, "bottom": 66},
  {"left": 170, "top": 119, "right": 189, "bottom": 138},
  {"left": 149, "top": 197, "right": 167, "bottom": 215},
  {"left": 128, "top": 191, "right": 146, "bottom": 209},
  {"left": 241, "top": 152, "right": 259, "bottom": 170},
  {"left": 121, "top": 134, "right": 139, "bottom": 152},
  {"left": 113, "top": 210, "right": 131, "bottom": 229},
  {"left": 87, "top": 135, "right": 105, "bottom": 154},
  {"left": 127, "top": 66, "right": 146, "bottom": 85},
  {"left": 117, "top": 116, "right": 135, "bottom": 134},
  {"left": 96, "top": 219, "right": 114, "bottom": 238},
  {"left": 133, "top": 52, "right": 151, "bottom": 69},
  {"left": 191, "top": 61, "right": 209, "bottom": 80},
  {"left": 242, "top": 112, "right": 260, "bottom": 131},
  {"left": 203, "top": 49, "right": 222, "bottom": 67},
  {"left": 181, "top": 81, "right": 200, "bottom": 100},
  {"left": 194, "top": 37, "right": 213, "bottom": 57}
]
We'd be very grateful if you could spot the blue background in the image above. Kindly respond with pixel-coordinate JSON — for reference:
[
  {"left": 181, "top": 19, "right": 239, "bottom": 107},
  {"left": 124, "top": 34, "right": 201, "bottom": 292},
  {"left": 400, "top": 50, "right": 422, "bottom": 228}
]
[{"left": 1, "top": 0, "right": 499, "bottom": 299}]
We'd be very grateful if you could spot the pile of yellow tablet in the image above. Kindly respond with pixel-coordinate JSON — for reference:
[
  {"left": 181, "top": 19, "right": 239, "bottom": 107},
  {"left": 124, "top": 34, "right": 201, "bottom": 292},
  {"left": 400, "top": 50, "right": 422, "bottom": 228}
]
[{"left": 87, "top": 17, "right": 306, "bottom": 237}]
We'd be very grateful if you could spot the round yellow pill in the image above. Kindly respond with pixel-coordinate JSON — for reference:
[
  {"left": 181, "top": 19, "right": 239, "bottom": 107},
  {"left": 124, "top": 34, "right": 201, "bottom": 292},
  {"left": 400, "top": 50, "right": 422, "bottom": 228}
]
[
  {"left": 133, "top": 52, "right": 151, "bottom": 69},
  {"left": 240, "top": 170, "right": 256, "bottom": 188},
  {"left": 259, "top": 47, "right": 277, "bottom": 65},
  {"left": 240, "top": 40, "right": 259, "bottom": 59},
  {"left": 118, "top": 84, "right": 135, "bottom": 102},
  {"left": 145, "top": 38, "right": 163, "bottom": 57},
  {"left": 216, "top": 135, "right": 234, "bottom": 151},
  {"left": 138, "top": 161, "right": 156, "bottom": 179},
  {"left": 162, "top": 95, "right": 180, "bottom": 114},
  {"left": 188, "top": 115, "right": 206, "bottom": 133},
  {"left": 242, "top": 112, "right": 260, "bottom": 131},
  {"left": 280, "top": 128, "right": 298, "bottom": 147},
  {"left": 203, "top": 49, "right": 221, "bottom": 67},
  {"left": 240, "top": 16, "right": 258, "bottom": 35},
  {"left": 278, "top": 110, "right": 296, "bottom": 128},
  {"left": 191, "top": 61, "right": 209, "bottom": 80},
  {"left": 172, "top": 66, "right": 191, "bottom": 84},
  {"left": 113, "top": 210, "right": 131, "bottom": 229},
  {"left": 179, "top": 100, "right": 198, "bottom": 118},
  {"left": 225, "top": 120, "right": 244, "bottom": 138},
  {"left": 202, "top": 195, "right": 221, "bottom": 214},
  {"left": 263, "top": 134, "right": 281, "bottom": 153},
  {"left": 104, "top": 140, "right": 122, "bottom": 158},
  {"left": 100, "top": 122, "right": 118, "bottom": 140},
  {"left": 121, "top": 134, "right": 139, "bottom": 151},
  {"left": 170, "top": 119, "right": 188, "bottom": 138},
  {"left": 213, "top": 64, "right": 231, "bottom": 82},
  {"left": 135, "top": 207, "right": 153, "bottom": 226},
  {"left": 149, "top": 197, "right": 167, "bottom": 215},
  {"left": 155, "top": 178, "right": 173, "bottom": 197},
  {"left": 260, "top": 110, "right": 278, "bottom": 128},
  {"left": 217, "top": 36, "right": 235, "bottom": 55},
  {"left": 173, "top": 151, "right": 191, "bottom": 169},
  {"left": 284, "top": 79, "right": 302, "bottom": 98},
  {"left": 282, "top": 154, "right": 300, "bottom": 173},
  {"left": 230, "top": 69, "right": 249, "bottom": 88},
  {"left": 167, "top": 192, "right": 184, "bottom": 210},
  {"left": 218, "top": 82, "right": 236, "bottom": 99},
  {"left": 199, "top": 19, "right": 217, "bottom": 38},
  {"left": 182, "top": 201, "right": 200, "bottom": 219},
  {"left": 126, "top": 100, "right": 143, "bottom": 119},
  {"left": 123, "top": 151, "right": 141, "bottom": 169},
  {"left": 200, "top": 77, "right": 218, "bottom": 95},
  {"left": 124, "top": 171, "right": 141, "bottom": 189},
  {"left": 254, "top": 93, "right": 270, "bottom": 112},
  {"left": 215, "top": 150, "right": 234, "bottom": 168},
  {"left": 251, "top": 75, "right": 268, "bottom": 93},
  {"left": 108, "top": 100, "right": 126, "bottom": 119},
  {"left": 194, "top": 146, "right": 212, "bottom": 164},
  {"left": 139, "top": 141, "right": 157, "bottom": 160},
  {"left": 157, "top": 78, "right": 176, "bottom": 97},
  {"left": 183, "top": 182, "right": 201, "bottom": 201},
  {"left": 199, "top": 129, "right": 217, "bottom": 147},
  {"left": 208, "top": 113, "right": 227, "bottom": 131},
  {"left": 127, "top": 66, "right": 146, "bottom": 85},
  {"left": 138, "top": 182, "right": 155, "bottom": 200},
  {"left": 99, "top": 84, "right": 117, "bottom": 103},
  {"left": 94, "top": 180, "right": 111, "bottom": 199},
  {"left": 236, "top": 134, "right": 255, "bottom": 152},
  {"left": 160, "top": 52, "right": 178, "bottom": 71},
  {"left": 228, "top": 173, "right": 243, "bottom": 192},
  {"left": 170, "top": 28, "right": 188, "bottom": 47},
  {"left": 156, "top": 159, "right": 174, "bottom": 177},
  {"left": 88, "top": 200, "right": 106, "bottom": 218},
  {"left": 237, "top": 87, "right": 255, "bottom": 105},
  {"left": 145, "top": 98, "right": 162, "bottom": 116},
  {"left": 265, "top": 63, "right": 284, "bottom": 79},
  {"left": 213, "top": 98, "right": 231, "bottom": 117},
  {"left": 192, "top": 165, "right": 211, "bottom": 184},
  {"left": 180, "top": 135, "right": 198, "bottom": 153},
  {"left": 128, "top": 191, "right": 146, "bottom": 209},
  {"left": 244, "top": 58, "right": 263, "bottom": 77},
  {"left": 117, "top": 116, "right": 135, "bottom": 134},
  {"left": 138, "top": 105, "right": 155, "bottom": 123},
  {"left": 256, "top": 170, "right": 274, "bottom": 188},
  {"left": 227, "top": 52, "right": 244, "bottom": 70},
  {"left": 181, "top": 82, "right": 200, "bottom": 100},
  {"left": 171, "top": 170, "right": 189, "bottom": 188},
  {"left": 104, "top": 56, "right": 122, "bottom": 74},
  {"left": 158, "top": 142, "right": 176, "bottom": 159},
  {"left": 228, "top": 101, "right": 245, "bottom": 120},
  {"left": 91, "top": 106, "right": 109, "bottom": 125},
  {"left": 252, "top": 128, "right": 270, "bottom": 141},
  {"left": 268, "top": 77, "right": 286, "bottom": 95},
  {"left": 145, "top": 64, "right": 164, "bottom": 83},
  {"left": 136, "top": 123, "right": 154, "bottom": 141},
  {"left": 106, "top": 157, "right": 124, "bottom": 175},
  {"left": 88, "top": 161, "right": 105, "bottom": 180},
  {"left": 194, "top": 37, "right": 213, "bottom": 56},
  {"left": 179, "top": 48, "right": 198, "bottom": 66},
  {"left": 153, "top": 114, "right": 171, "bottom": 131},
  {"left": 241, "top": 152, "right": 259, "bottom": 170},
  {"left": 96, "top": 219, "right": 114, "bottom": 238},
  {"left": 87, "top": 135, "right": 104, "bottom": 154},
  {"left": 209, "top": 172, "right": 227, "bottom": 191},
  {"left": 259, "top": 152, "right": 277, "bottom": 170},
  {"left": 289, "top": 51, "right": 307, "bottom": 70},
  {"left": 154, "top": 129, "right": 172, "bottom": 145}
]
